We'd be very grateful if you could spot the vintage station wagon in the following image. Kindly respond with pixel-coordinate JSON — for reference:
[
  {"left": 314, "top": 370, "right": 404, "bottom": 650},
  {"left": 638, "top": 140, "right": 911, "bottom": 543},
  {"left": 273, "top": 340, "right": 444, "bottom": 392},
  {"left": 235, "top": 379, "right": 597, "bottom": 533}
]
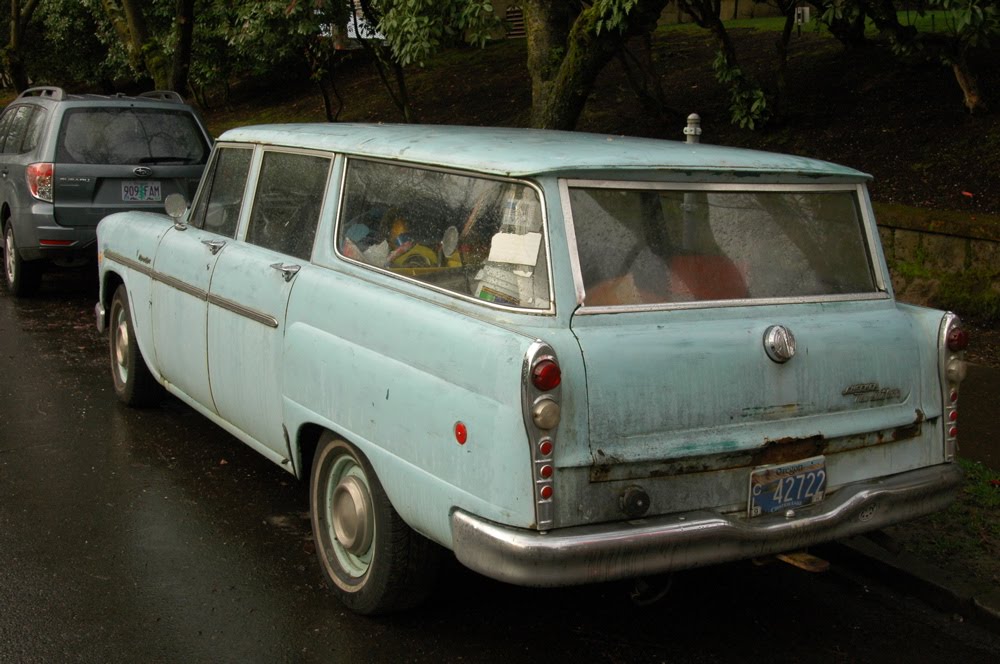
[{"left": 95, "top": 123, "right": 967, "bottom": 614}]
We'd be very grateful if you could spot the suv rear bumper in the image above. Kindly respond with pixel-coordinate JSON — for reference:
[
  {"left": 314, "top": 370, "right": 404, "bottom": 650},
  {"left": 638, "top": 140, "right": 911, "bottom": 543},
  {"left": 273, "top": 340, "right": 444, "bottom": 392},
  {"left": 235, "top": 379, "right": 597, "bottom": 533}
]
[
  {"left": 449, "top": 463, "right": 962, "bottom": 587},
  {"left": 16, "top": 222, "right": 96, "bottom": 262}
]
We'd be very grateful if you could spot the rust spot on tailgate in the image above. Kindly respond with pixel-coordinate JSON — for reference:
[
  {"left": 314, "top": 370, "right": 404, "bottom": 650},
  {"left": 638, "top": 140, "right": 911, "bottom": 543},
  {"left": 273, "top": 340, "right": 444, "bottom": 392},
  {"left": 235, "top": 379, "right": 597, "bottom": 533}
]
[{"left": 753, "top": 435, "right": 826, "bottom": 466}]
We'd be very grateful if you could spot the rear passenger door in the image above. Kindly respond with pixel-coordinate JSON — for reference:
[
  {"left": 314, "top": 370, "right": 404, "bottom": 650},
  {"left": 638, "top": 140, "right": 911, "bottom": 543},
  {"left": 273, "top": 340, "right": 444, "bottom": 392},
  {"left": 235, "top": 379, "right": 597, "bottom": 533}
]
[{"left": 206, "top": 149, "right": 332, "bottom": 458}]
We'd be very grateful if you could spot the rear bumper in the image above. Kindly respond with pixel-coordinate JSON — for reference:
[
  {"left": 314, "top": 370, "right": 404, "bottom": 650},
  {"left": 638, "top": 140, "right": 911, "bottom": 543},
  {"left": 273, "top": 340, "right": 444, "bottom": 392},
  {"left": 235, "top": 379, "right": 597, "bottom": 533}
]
[{"left": 450, "top": 463, "right": 962, "bottom": 587}]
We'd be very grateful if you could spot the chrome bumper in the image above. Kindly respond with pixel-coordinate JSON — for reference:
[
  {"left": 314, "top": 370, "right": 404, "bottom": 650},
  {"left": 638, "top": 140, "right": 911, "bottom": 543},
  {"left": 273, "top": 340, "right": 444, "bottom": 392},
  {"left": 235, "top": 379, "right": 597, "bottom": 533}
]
[{"left": 450, "top": 464, "right": 962, "bottom": 587}]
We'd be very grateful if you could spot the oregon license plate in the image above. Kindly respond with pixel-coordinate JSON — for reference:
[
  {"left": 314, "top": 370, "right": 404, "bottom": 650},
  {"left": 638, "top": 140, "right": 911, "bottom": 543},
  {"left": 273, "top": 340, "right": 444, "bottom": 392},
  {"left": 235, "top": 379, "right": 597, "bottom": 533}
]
[
  {"left": 122, "top": 181, "right": 161, "bottom": 202},
  {"left": 748, "top": 456, "right": 826, "bottom": 517}
]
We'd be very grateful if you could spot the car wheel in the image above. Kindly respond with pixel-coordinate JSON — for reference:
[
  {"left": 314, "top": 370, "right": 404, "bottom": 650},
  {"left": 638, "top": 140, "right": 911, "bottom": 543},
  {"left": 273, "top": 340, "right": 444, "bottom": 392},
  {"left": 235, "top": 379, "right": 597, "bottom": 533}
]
[
  {"left": 3, "top": 223, "right": 42, "bottom": 297},
  {"left": 310, "top": 433, "right": 441, "bottom": 615},
  {"left": 109, "top": 284, "right": 161, "bottom": 406}
]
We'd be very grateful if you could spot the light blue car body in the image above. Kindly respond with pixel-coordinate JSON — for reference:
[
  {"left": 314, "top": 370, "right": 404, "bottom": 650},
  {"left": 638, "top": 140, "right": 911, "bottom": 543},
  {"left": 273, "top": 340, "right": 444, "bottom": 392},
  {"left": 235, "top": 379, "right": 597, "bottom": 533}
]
[{"left": 96, "top": 124, "right": 963, "bottom": 587}]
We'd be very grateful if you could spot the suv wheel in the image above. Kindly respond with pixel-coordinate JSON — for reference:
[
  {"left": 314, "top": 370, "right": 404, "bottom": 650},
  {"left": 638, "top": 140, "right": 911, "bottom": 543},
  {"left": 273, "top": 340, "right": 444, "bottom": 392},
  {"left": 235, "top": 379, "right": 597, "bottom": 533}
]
[{"left": 3, "top": 223, "right": 42, "bottom": 297}]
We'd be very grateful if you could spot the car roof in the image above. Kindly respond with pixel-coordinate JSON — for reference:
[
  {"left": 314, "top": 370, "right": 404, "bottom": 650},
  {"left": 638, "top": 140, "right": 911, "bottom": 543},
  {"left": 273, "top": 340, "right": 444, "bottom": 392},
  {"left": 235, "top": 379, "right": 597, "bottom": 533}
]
[{"left": 217, "top": 123, "right": 870, "bottom": 181}]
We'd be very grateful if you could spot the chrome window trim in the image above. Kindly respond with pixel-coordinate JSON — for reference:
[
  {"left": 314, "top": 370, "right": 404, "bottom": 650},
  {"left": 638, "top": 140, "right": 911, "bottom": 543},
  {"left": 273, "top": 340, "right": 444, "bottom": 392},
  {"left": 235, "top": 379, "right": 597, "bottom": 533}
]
[
  {"left": 575, "top": 292, "right": 890, "bottom": 315},
  {"left": 560, "top": 178, "right": 887, "bottom": 312},
  {"left": 187, "top": 142, "right": 255, "bottom": 236},
  {"left": 238, "top": 145, "right": 334, "bottom": 252},
  {"left": 333, "top": 156, "right": 556, "bottom": 316}
]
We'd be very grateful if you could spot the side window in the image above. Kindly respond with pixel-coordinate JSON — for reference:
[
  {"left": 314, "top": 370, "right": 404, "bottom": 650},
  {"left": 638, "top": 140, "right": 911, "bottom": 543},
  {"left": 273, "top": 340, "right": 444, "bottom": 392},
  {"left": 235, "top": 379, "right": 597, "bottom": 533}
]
[
  {"left": 21, "top": 107, "right": 48, "bottom": 153},
  {"left": 0, "top": 108, "right": 16, "bottom": 152},
  {"left": 2, "top": 107, "right": 33, "bottom": 155},
  {"left": 337, "top": 159, "right": 550, "bottom": 310},
  {"left": 245, "top": 151, "right": 331, "bottom": 261},
  {"left": 188, "top": 146, "right": 253, "bottom": 238}
]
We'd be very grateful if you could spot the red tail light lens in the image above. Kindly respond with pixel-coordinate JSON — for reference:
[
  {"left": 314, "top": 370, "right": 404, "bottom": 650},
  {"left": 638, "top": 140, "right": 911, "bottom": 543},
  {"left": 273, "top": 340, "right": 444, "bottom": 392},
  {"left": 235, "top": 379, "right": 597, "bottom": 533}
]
[
  {"left": 946, "top": 327, "right": 969, "bottom": 352},
  {"left": 27, "top": 162, "right": 54, "bottom": 202},
  {"left": 531, "top": 359, "right": 561, "bottom": 391}
]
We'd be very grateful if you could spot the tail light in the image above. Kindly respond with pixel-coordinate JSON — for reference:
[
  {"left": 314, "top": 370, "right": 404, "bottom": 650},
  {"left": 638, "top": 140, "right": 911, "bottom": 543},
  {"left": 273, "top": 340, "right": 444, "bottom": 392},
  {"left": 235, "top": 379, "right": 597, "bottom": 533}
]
[
  {"left": 522, "top": 341, "right": 561, "bottom": 531},
  {"left": 939, "top": 314, "right": 968, "bottom": 461},
  {"left": 27, "top": 163, "right": 54, "bottom": 202}
]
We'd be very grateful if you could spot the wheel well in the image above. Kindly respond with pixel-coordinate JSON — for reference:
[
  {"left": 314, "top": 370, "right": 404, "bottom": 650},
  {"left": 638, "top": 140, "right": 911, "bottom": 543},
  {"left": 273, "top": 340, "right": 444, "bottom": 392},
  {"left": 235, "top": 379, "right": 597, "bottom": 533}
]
[
  {"left": 295, "top": 423, "right": 326, "bottom": 481},
  {"left": 1, "top": 203, "right": 9, "bottom": 226},
  {"left": 101, "top": 271, "right": 125, "bottom": 324}
]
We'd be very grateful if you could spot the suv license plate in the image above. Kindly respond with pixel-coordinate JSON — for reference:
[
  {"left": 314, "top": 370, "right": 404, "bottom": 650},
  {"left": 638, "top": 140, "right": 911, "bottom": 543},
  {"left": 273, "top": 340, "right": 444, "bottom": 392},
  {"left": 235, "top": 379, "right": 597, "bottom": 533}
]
[
  {"left": 122, "top": 181, "right": 161, "bottom": 202},
  {"left": 749, "top": 456, "right": 826, "bottom": 517}
]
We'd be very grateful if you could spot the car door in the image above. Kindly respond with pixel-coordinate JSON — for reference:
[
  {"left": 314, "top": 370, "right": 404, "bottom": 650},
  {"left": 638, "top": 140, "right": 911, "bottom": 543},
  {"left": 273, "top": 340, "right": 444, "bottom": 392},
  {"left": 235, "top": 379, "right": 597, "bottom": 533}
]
[
  {"left": 206, "top": 149, "right": 332, "bottom": 456},
  {"left": 150, "top": 145, "right": 253, "bottom": 411}
]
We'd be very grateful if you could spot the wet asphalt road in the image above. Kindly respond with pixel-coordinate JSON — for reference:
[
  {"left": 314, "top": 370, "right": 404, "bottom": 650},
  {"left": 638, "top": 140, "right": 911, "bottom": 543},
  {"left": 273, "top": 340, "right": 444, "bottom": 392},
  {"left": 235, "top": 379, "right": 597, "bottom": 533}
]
[{"left": 2, "top": 273, "right": 999, "bottom": 664}]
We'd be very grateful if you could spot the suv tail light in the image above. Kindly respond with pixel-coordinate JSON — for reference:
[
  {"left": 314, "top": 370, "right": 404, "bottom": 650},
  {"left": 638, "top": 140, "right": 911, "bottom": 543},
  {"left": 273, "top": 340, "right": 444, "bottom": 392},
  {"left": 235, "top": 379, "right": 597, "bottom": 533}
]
[
  {"left": 522, "top": 342, "right": 561, "bottom": 531},
  {"left": 939, "top": 313, "right": 968, "bottom": 461},
  {"left": 27, "top": 163, "right": 54, "bottom": 202}
]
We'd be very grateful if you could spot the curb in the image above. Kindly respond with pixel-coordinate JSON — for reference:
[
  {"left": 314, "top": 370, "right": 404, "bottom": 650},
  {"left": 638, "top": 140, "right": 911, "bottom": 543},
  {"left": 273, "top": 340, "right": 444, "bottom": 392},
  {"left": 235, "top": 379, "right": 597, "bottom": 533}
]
[{"left": 828, "top": 533, "right": 1000, "bottom": 634}]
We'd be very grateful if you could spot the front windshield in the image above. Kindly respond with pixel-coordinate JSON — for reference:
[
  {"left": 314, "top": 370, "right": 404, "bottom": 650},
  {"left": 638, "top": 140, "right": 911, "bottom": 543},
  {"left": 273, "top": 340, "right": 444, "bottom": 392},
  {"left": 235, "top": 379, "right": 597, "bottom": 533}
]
[{"left": 569, "top": 185, "right": 877, "bottom": 307}]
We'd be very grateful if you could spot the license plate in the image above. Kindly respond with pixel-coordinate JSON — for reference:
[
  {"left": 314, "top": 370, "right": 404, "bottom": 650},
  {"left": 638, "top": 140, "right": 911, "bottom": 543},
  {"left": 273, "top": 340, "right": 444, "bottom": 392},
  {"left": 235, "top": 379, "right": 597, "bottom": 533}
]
[
  {"left": 122, "top": 181, "right": 161, "bottom": 202},
  {"left": 748, "top": 456, "right": 826, "bottom": 517}
]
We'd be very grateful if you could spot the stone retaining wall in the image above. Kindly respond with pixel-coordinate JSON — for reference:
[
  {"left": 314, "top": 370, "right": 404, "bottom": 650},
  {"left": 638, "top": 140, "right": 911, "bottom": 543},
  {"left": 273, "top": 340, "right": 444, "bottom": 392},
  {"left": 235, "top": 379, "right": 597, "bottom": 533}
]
[{"left": 874, "top": 203, "right": 1000, "bottom": 320}]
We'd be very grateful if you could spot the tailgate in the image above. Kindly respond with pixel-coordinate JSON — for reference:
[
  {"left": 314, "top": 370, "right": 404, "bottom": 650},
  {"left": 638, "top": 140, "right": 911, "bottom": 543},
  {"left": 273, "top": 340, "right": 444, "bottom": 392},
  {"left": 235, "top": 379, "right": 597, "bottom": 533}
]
[
  {"left": 570, "top": 301, "right": 924, "bottom": 470},
  {"left": 53, "top": 165, "right": 200, "bottom": 227}
]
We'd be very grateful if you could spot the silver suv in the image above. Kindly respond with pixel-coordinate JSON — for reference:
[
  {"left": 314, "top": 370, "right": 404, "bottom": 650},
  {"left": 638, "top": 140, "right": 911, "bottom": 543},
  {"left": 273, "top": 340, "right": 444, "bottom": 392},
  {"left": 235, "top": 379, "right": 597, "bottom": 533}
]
[{"left": 0, "top": 87, "right": 211, "bottom": 296}]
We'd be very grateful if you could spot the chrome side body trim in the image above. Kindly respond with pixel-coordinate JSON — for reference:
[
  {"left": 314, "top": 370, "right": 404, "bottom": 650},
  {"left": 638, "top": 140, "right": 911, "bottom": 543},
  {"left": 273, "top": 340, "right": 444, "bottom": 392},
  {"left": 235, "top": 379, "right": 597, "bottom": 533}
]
[
  {"left": 450, "top": 464, "right": 963, "bottom": 587},
  {"left": 104, "top": 250, "right": 152, "bottom": 277},
  {"left": 104, "top": 249, "right": 279, "bottom": 328},
  {"left": 157, "top": 272, "right": 207, "bottom": 300},
  {"left": 207, "top": 293, "right": 280, "bottom": 329}
]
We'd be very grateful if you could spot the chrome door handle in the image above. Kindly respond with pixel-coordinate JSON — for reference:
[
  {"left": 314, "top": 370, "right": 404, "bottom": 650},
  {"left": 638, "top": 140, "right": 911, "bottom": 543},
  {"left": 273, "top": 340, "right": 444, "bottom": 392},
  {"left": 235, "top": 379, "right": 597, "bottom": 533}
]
[
  {"left": 270, "top": 262, "right": 301, "bottom": 282},
  {"left": 201, "top": 239, "right": 226, "bottom": 254}
]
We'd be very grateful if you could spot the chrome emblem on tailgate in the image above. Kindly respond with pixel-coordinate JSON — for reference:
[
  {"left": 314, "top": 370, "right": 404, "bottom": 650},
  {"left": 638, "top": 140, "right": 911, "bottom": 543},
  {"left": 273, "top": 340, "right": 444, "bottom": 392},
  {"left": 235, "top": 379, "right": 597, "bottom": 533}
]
[{"left": 133, "top": 166, "right": 153, "bottom": 177}]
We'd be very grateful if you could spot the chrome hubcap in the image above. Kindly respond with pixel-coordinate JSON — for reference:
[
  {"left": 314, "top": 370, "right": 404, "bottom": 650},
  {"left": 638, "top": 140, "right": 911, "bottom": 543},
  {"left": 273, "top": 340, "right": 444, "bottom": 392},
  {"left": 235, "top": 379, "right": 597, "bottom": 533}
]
[
  {"left": 332, "top": 476, "right": 374, "bottom": 556},
  {"left": 324, "top": 453, "right": 375, "bottom": 577},
  {"left": 114, "top": 309, "right": 129, "bottom": 382},
  {"left": 4, "top": 230, "right": 14, "bottom": 282}
]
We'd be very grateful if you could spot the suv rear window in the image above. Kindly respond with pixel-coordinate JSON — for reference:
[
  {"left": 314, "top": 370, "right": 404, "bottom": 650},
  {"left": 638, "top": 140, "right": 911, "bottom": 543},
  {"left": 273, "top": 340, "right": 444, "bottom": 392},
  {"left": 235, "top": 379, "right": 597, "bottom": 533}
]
[
  {"left": 56, "top": 107, "right": 208, "bottom": 165},
  {"left": 569, "top": 185, "right": 877, "bottom": 307}
]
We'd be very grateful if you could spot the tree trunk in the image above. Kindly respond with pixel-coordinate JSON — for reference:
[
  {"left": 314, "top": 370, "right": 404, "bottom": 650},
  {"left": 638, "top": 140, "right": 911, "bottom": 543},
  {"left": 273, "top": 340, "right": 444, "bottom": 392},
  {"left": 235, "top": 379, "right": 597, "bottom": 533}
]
[
  {"left": 170, "top": 0, "right": 195, "bottom": 96},
  {"left": 773, "top": 7, "right": 796, "bottom": 118},
  {"left": 356, "top": 0, "right": 418, "bottom": 123},
  {"left": 678, "top": 0, "right": 738, "bottom": 66},
  {"left": 102, "top": 0, "right": 170, "bottom": 89},
  {"left": 5, "top": 0, "right": 41, "bottom": 92},
  {"left": 952, "top": 56, "right": 987, "bottom": 114},
  {"left": 522, "top": 0, "right": 669, "bottom": 130}
]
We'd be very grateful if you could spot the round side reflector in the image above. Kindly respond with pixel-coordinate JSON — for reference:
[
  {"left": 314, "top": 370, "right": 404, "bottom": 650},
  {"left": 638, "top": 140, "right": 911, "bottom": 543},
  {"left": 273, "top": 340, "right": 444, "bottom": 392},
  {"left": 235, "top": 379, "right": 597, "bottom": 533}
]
[{"left": 540, "top": 485, "right": 553, "bottom": 500}]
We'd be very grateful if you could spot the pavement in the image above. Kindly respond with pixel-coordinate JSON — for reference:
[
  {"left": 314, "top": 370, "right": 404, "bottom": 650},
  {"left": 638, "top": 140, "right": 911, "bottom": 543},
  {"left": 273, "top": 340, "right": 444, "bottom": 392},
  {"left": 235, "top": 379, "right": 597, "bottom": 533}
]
[{"left": 832, "top": 361, "right": 1000, "bottom": 634}]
